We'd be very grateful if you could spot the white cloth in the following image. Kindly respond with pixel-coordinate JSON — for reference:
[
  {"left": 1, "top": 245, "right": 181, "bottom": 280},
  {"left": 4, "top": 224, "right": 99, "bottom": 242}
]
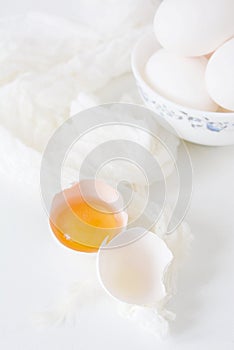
[{"left": 0, "top": 1, "right": 179, "bottom": 195}]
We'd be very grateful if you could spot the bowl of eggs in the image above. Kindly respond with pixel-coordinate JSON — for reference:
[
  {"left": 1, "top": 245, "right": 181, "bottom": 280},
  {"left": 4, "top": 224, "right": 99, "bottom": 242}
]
[{"left": 132, "top": 0, "right": 234, "bottom": 146}]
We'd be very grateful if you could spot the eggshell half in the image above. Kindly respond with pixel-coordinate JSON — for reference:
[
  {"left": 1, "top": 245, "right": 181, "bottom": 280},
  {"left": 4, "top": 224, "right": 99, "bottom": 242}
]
[{"left": 97, "top": 227, "right": 173, "bottom": 306}]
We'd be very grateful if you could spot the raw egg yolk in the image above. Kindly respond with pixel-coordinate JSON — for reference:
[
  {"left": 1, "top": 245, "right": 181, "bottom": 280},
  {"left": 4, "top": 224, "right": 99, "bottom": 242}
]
[{"left": 50, "top": 195, "right": 122, "bottom": 253}]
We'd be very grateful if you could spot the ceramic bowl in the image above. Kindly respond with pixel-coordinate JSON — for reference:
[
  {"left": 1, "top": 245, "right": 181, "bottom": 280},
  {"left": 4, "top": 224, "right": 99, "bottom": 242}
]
[{"left": 131, "top": 32, "right": 234, "bottom": 146}]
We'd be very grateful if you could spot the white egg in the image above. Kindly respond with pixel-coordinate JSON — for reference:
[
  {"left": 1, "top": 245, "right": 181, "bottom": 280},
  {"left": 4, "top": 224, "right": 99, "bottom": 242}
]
[
  {"left": 145, "top": 49, "right": 218, "bottom": 111},
  {"left": 206, "top": 38, "right": 234, "bottom": 112},
  {"left": 97, "top": 227, "right": 173, "bottom": 306},
  {"left": 217, "top": 106, "right": 233, "bottom": 113},
  {"left": 154, "top": 0, "right": 234, "bottom": 57}
]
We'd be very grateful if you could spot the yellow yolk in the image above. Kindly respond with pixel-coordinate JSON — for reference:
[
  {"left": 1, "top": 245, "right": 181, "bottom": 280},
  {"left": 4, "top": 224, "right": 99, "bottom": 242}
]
[
  {"left": 50, "top": 195, "right": 121, "bottom": 253},
  {"left": 72, "top": 200, "right": 118, "bottom": 228}
]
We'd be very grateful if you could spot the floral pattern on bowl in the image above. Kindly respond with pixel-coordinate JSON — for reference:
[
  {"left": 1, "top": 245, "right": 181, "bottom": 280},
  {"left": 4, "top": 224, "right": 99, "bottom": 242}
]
[{"left": 138, "top": 84, "right": 234, "bottom": 133}]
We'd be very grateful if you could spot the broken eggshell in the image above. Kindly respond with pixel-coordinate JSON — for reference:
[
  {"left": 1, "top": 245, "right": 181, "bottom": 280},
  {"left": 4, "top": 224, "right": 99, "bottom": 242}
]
[{"left": 97, "top": 227, "right": 173, "bottom": 306}]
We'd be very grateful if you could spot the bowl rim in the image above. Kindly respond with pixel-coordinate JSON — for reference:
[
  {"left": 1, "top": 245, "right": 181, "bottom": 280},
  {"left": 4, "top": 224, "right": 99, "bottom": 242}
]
[{"left": 131, "top": 32, "right": 234, "bottom": 120}]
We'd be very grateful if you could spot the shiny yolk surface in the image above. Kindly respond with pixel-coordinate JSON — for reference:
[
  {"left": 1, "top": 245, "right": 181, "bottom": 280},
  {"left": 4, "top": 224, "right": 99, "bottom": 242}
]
[
  {"left": 72, "top": 200, "right": 118, "bottom": 228},
  {"left": 50, "top": 197, "right": 120, "bottom": 253}
]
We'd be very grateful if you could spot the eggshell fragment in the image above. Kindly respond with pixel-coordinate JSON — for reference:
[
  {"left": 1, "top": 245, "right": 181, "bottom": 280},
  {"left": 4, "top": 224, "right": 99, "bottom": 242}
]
[
  {"left": 206, "top": 38, "right": 234, "bottom": 112},
  {"left": 154, "top": 0, "right": 234, "bottom": 57},
  {"left": 97, "top": 227, "right": 173, "bottom": 306},
  {"left": 145, "top": 49, "right": 218, "bottom": 111}
]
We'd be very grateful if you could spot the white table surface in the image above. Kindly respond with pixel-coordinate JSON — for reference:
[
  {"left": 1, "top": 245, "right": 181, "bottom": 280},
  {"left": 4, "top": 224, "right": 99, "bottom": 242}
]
[{"left": 0, "top": 1, "right": 234, "bottom": 349}]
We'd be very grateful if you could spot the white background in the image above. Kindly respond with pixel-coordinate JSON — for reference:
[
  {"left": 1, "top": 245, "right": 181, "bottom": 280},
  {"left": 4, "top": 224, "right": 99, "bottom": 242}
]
[{"left": 0, "top": 1, "right": 234, "bottom": 349}]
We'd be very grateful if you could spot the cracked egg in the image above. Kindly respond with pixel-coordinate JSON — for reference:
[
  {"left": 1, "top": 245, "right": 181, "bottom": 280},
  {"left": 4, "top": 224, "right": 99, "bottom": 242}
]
[{"left": 97, "top": 227, "right": 173, "bottom": 305}]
